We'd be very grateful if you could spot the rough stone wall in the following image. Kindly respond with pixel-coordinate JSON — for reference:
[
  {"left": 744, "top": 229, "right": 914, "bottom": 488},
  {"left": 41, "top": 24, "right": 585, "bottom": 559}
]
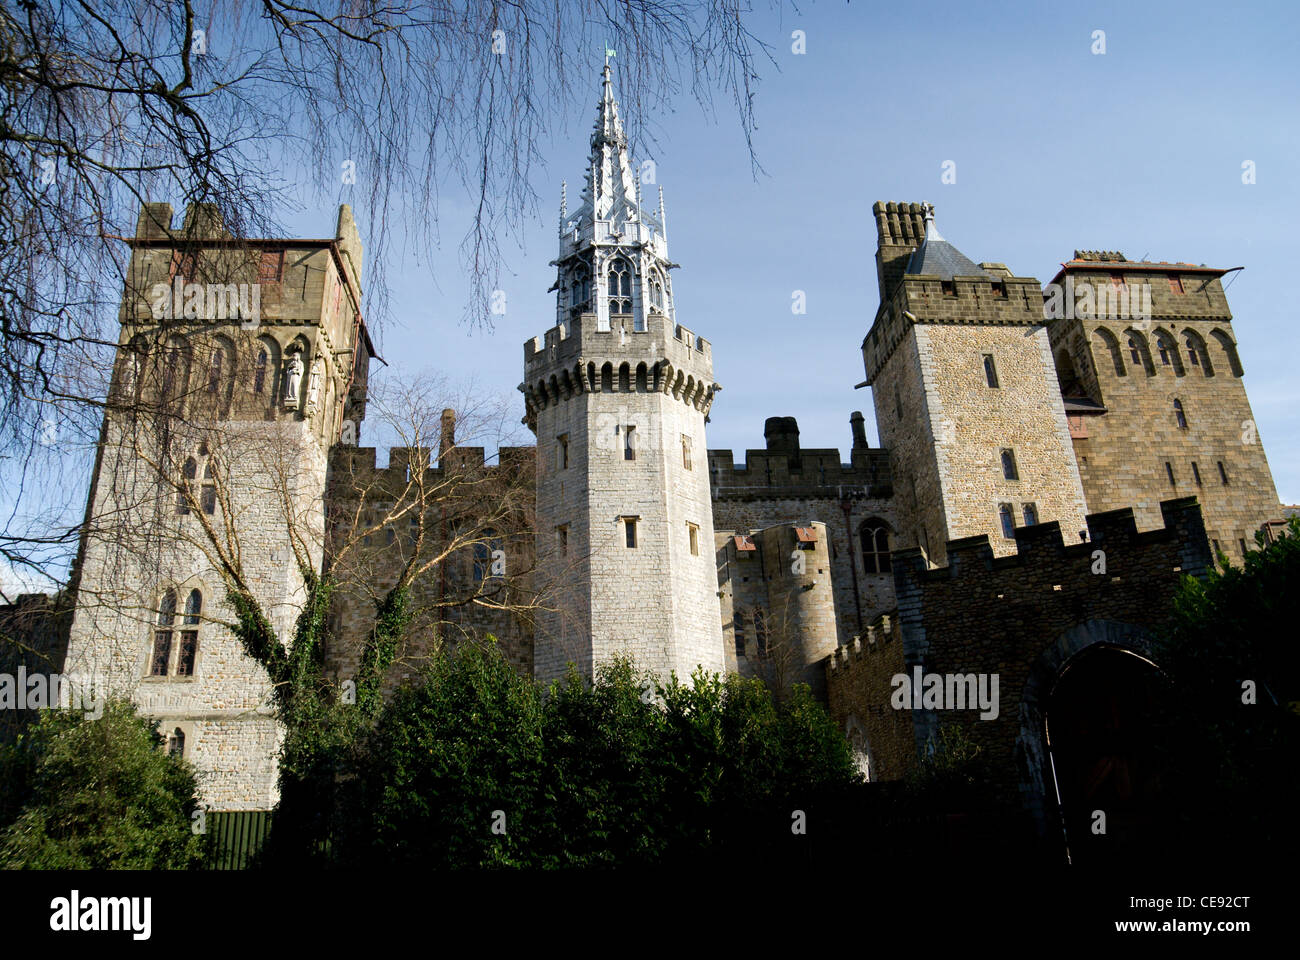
[
  {"left": 64, "top": 418, "right": 329, "bottom": 810},
  {"left": 916, "top": 323, "right": 1090, "bottom": 559},
  {"left": 1048, "top": 270, "right": 1282, "bottom": 560},
  {"left": 524, "top": 312, "right": 724, "bottom": 683},
  {"left": 63, "top": 202, "right": 365, "bottom": 811},
  {"left": 825, "top": 614, "right": 911, "bottom": 782},
  {"left": 323, "top": 444, "right": 537, "bottom": 686},
  {"left": 709, "top": 442, "right": 896, "bottom": 646},
  {"left": 826, "top": 497, "right": 1212, "bottom": 824},
  {"left": 867, "top": 327, "right": 949, "bottom": 564},
  {"left": 714, "top": 521, "right": 838, "bottom": 698}
]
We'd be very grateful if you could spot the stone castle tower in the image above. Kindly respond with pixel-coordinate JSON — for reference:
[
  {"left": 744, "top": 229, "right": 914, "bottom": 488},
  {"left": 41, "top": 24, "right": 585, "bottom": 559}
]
[
  {"left": 62, "top": 201, "right": 371, "bottom": 809},
  {"left": 861, "top": 202, "right": 1089, "bottom": 566},
  {"left": 1044, "top": 250, "right": 1281, "bottom": 559},
  {"left": 522, "top": 64, "right": 725, "bottom": 684}
]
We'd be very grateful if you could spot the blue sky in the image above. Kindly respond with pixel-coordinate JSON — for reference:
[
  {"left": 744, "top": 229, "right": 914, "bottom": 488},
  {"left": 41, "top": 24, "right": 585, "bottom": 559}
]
[{"left": 285, "top": 0, "right": 1300, "bottom": 502}]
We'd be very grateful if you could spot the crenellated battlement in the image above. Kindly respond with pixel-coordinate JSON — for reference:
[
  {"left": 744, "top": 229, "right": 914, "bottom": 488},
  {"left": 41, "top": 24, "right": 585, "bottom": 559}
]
[
  {"left": 328, "top": 444, "right": 535, "bottom": 498},
  {"left": 829, "top": 612, "right": 897, "bottom": 671},
  {"left": 892, "top": 496, "right": 1210, "bottom": 586},
  {"left": 520, "top": 312, "right": 718, "bottom": 429},
  {"left": 708, "top": 447, "right": 893, "bottom": 499}
]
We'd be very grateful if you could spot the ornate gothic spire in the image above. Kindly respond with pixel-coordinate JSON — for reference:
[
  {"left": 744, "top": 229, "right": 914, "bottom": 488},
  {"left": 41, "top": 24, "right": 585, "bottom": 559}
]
[{"left": 554, "top": 64, "right": 672, "bottom": 329}]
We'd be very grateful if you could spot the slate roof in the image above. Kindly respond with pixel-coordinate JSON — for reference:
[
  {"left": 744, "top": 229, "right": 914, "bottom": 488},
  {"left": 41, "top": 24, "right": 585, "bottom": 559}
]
[{"left": 905, "top": 216, "right": 990, "bottom": 280}]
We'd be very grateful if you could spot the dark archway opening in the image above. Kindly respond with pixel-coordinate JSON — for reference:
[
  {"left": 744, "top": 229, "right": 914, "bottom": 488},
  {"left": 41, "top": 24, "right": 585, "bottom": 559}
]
[{"left": 1045, "top": 646, "right": 1177, "bottom": 865}]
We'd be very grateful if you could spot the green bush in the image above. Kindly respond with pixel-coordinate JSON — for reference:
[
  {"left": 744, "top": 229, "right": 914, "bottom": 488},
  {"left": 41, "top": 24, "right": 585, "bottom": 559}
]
[
  {"left": 0, "top": 698, "right": 207, "bottom": 869},
  {"left": 330, "top": 641, "right": 858, "bottom": 868}
]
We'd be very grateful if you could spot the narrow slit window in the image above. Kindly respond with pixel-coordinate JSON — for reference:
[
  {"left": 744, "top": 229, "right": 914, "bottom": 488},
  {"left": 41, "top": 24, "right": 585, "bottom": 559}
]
[
  {"left": 1166, "top": 461, "right": 1177, "bottom": 486},
  {"left": 624, "top": 518, "right": 637, "bottom": 548},
  {"left": 983, "top": 354, "right": 999, "bottom": 388},
  {"left": 623, "top": 425, "right": 636, "bottom": 461}
]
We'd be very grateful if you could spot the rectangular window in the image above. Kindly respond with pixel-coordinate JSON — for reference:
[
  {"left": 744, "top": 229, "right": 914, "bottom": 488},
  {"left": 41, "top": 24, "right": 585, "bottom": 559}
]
[
  {"left": 1165, "top": 461, "right": 1176, "bottom": 486},
  {"left": 150, "top": 632, "right": 172, "bottom": 676},
  {"left": 177, "top": 632, "right": 198, "bottom": 676},
  {"left": 983, "top": 354, "right": 1000, "bottom": 388},
  {"left": 734, "top": 611, "right": 747, "bottom": 657},
  {"left": 941, "top": 281, "right": 956, "bottom": 297},
  {"left": 1168, "top": 274, "right": 1184, "bottom": 295},
  {"left": 753, "top": 609, "right": 767, "bottom": 656},
  {"left": 170, "top": 250, "right": 199, "bottom": 280},
  {"left": 1239, "top": 538, "right": 1248, "bottom": 557},
  {"left": 558, "top": 434, "right": 569, "bottom": 470},
  {"left": 1110, "top": 272, "right": 1125, "bottom": 290},
  {"left": 624, "top": 518, "right": 637, "bottom": 548},
  {"left": 557, "top": 524, "right": 568, "bottom": 557},
  {"left": 688, "top": 523, "right": 699, "bottom": 556},
  {"left": 1023, "top": 503, "right": 1039, "bottom": 526},
  {"left": 1192, "top": 462, "right": 1203, "bottom": 486},
  {"left": 201, "top": 484, "right": 216, "bottom": 515},
  {"left": 991, "top": 280, "right": 1007, "bottom": 298},
  {"left": 623, "top": 425, "right": 636, "bottom": 461},
  {"left": 1218, "top": 461, "right": 1229, "bottom": 485},
  {"left": 258, "top": 249, "right": 284, "bottom": 282},
  {"left": 681, "top": 435, "right": 692, "bottom": 470}
]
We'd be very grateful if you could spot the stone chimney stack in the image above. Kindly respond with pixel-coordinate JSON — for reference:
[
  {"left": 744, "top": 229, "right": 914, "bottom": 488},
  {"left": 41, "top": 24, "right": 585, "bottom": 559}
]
[
  {"left": 439, "top": 408, "right": 456, "bottom": 465},
  {"left": 850, "top": 410, "right": 869, "bottom": 449}
]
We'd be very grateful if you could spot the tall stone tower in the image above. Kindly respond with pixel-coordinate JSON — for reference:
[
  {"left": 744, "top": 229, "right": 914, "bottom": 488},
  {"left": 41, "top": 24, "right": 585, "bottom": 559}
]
[
  {"left": 522, "top": 64, "right": 724, "bottom": 684},
  {"left": 63, "top": 201, "right": 371, "bottom": 811},
  {"left": 861, "top": 202, "right": 1089, "bottom": 566},
  {"left": 1044, "top": 250, "right": 1283, "bottom": 561}
]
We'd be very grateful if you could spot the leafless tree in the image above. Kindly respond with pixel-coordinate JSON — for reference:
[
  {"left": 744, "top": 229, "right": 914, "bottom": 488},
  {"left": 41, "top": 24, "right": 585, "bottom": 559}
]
[{"left": 0, "top": 0, "right": 772, "bottom": 600}]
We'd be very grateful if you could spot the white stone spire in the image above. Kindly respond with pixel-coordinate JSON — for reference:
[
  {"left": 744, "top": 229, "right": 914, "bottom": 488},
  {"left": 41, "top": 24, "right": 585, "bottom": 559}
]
[{"left": 553, "top": 63, "right": 673, "bottom": 329}]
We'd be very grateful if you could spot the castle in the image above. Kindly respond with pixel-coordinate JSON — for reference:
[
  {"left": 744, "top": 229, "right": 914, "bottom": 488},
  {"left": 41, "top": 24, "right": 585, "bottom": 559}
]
[{"left": 53, "top": 66, "right": 1286, "bottom": 847}]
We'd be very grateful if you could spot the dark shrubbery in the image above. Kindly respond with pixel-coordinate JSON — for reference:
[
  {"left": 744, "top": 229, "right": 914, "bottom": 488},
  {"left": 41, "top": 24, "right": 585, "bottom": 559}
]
[{"left": 0, "top": 698, "right": 207, "bottom": 869}]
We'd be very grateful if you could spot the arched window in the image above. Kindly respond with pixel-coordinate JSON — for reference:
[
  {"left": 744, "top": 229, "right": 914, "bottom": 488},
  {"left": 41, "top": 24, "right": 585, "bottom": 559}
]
[
  {"left": 607, "top": 258, "right": 632, "bottom": 316},
  {"left": 601, "top": 363, "right": 613, "bottom": 392},
  {"left": 166, "top": 728, "right": 185, "bottom": 758},
  {"left": 1094, "top": 327, "right": 1126, "bottom": 377},
  {"left": 150, "top": 589, "right": 177, "bottom": 676},
  {"left": 570, "top": 264, "right": 591, "bottom": 314},
  {"left": 1154, "top": 329, "right": 1185, "bottom": 376},
  {"left": 178, "top": 589, "right": 201, "bottom": 675},
  {"left": 1001, "top": 449, "right": 1019, "bottom": 481},
  {"left": 1173, "top": 399, "right": 1188, "bottom": 429},
  {"left": 1182, "top": 330, "right": 1213, "bottom": 375},
  {"left": 1209, "top": 329, "right": 1244, "bottom": 377},
  {"left": 176, "top": 457, "right": 197, "bottom": 514},
  {"left": 201, "top": 460, "right": 216, "bottom": 515},
  {"left": 1125, "top": 330, "right": 1155, "bottom": 376},
  {"left": 999, "top": 503, "right": 1016, "bottom": 539},
  {"left": 473, "top": 529, "right": 502, "bottom": 584},
  {"left": 160, "top": 337, "right": 190, "bottom": 411},
  {"left": 648, "top": 270, "right": 665, "bottom": 312},
  {"left": 859, "top": 519, "right": 891, "bottom": 574}
]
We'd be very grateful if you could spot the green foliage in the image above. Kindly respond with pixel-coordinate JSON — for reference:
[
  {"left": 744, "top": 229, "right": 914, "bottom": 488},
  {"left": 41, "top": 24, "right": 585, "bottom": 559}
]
[
  {"left": 1152, "top": 516, "right": 1300, "bottom": 851},
  {"left": 0, "top": 699, "right": 206, "bottom": 869},
  {"left": 906, "top": 722, "right": 988, "bottom": 807},
  {"left": 331, "top": 643, "right": 858, "bottom": 868}
]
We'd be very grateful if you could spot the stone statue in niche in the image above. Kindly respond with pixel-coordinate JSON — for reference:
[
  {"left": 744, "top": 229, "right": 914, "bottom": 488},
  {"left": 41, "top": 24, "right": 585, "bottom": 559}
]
[
  {"left": 305, "top": 358, "right": 322, "bottom": 413},
  {"left": 284, "top": 349, "right": 305, "bottom": 408}
]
